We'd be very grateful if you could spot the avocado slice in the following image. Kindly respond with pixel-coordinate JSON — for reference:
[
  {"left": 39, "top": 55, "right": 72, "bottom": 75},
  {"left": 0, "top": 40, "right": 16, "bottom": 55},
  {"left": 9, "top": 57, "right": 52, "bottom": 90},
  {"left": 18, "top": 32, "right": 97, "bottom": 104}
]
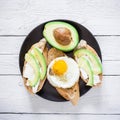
[
  {"left": 78, "top": 56, "right": 94, "bottom": 86},
  {"left": 74, "top": 48, "right": 102, "bottom": 75},
  {"left": 43, "top": 21, "right": 79, "bottom": 52},
  {"left": 25, "top": 53, "right": 41, "bottom": 87},
  {"left": 33, "top": 47, "right": 47, "bottom": 80},
  {"left": 25, "top": 48, "right": 47, "bottom": 87}
]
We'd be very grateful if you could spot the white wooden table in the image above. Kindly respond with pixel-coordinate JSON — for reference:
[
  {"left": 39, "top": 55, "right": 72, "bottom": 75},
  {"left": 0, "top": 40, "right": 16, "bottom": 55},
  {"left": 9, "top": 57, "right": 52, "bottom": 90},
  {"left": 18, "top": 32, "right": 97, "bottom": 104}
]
[{"left": 0, "top": 0, "right": 120, "bottom": 119}]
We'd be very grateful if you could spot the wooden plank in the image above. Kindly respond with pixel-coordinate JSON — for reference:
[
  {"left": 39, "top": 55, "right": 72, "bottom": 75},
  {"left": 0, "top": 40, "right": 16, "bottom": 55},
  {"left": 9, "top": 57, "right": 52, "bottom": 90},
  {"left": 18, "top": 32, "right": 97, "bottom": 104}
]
[
  {"left": 0, "top": 37, "right": 24, "bottom": 55},
  {"left": 0, "top": 0, "right": 120, "bottom": 35},
  {"left": 0, "top": 55, "right": 119, "bottom": 75},
  {"left": 0, "top": 36, "right": 120, "bottom": 61},
  {"left": 0, "top": 114, "right": 120, "bottom": 120},
  {"left": 96, "top": 36, "right": 120, "bottom": 61},
  {"left": 0, "top": 76, "right": 120, "bottom": 113},
  {"left": 0, "top": 55, "right": 20, "bottom": 74}
]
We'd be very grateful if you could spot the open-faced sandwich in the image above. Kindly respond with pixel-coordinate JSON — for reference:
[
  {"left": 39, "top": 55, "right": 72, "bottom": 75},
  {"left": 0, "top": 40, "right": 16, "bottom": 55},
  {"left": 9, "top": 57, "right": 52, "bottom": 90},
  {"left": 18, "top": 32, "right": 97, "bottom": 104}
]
[
  {"left": 47, "top": 48, "right": 80, "bottom": 105},
  {"left": 22, "top": 38, "right": 48, "bottom": 94},
  {"left": 74, "top": 40, "right": 103, "bottom": 87}
]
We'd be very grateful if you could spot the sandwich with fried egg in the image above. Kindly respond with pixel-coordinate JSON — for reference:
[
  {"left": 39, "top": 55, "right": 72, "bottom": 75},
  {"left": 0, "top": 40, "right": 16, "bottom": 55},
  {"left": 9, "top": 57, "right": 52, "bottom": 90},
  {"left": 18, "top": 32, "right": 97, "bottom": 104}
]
[{"left": 47, "top": 48, "right": 80, "bottom": 105}]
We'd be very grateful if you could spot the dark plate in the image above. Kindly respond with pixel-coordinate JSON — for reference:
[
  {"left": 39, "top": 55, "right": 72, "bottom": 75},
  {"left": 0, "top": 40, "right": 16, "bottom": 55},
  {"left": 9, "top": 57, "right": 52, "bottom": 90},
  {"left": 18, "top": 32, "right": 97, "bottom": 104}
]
[{"left": 19, "top": 19, "right": 102, "bottom": 102}]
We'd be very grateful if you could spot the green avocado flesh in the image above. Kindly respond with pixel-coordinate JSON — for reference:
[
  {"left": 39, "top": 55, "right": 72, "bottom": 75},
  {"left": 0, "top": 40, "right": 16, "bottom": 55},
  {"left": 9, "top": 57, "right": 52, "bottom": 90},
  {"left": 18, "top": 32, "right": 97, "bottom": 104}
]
[
  {"left": 25, "top": 48, "right": 47, "bottom": 87},
  {"left": 78, "top": 56, "right": 94, "bottom": 86},
  {"left": 25, "top": 53, "right": 41, "bottom": 87},
  {"left": 33, "top": 47, "right": 47, "bottom": 80},
  {"left": 43, "top": 21, "right": 79, "bottom": 52},
  {"left": 74, "top": 48, "right": 102, "bottom": 75}
]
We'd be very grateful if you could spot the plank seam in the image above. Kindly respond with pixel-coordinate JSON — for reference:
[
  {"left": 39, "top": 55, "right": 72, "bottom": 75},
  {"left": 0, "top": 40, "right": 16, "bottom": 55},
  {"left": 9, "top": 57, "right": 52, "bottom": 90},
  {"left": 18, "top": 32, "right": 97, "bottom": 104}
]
[{"left": 0, "top": 112, "right": 120, "bottom": 115}]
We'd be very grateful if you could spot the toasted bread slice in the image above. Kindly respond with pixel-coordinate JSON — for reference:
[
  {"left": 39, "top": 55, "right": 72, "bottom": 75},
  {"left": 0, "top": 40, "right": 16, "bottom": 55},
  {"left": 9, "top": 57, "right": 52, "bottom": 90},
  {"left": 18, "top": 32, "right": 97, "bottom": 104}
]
[
  {"left": 47, "top": 48, "right": 66, "bottom": 65},
  {"left": 56, "top": 82, "right": 79, "bottom": 105},
  {"left": 75, "top": 40, "right": 102, "bottom": 87},
  {"left": 23, "top": 38, "right": 48, "bottom": 94},
  {"left": 48, "top": 48, "right": 80, "bottom": 105}
]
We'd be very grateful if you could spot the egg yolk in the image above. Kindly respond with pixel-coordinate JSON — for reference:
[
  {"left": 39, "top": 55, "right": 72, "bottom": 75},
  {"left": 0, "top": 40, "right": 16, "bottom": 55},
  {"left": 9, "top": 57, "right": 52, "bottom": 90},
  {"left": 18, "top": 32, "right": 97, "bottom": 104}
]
[{"left": 52, "top": 60, "right": 67, "bottom": 75}]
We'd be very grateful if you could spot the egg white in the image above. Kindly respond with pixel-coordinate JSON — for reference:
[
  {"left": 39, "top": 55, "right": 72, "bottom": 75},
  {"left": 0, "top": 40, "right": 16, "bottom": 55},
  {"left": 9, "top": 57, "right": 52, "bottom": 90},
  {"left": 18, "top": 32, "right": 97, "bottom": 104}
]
[{"left": 47, "top": 56, "right": 80, "bottom": 88}]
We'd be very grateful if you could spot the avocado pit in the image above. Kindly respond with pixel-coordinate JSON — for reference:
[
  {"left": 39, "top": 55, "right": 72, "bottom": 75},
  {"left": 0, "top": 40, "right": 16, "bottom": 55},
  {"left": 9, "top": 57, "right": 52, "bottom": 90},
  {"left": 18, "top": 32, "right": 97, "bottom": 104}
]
[{"left": 53, "top": 27, "right": 72, "bottom": 45}]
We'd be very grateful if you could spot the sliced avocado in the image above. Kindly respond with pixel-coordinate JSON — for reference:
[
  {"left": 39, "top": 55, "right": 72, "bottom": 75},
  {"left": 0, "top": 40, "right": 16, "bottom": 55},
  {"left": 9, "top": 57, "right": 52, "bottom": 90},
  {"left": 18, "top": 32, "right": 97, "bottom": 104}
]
[
  {"left": 78, "top": 56, "right": 94, "bottom": 86},
  {"left": 74, "top": 48, "right": 102, "bottom": 75},
  {"left": 43, "top": 21, "right": 79, "bottom": 52},
  {"left": 33, "top": 47, "right": 47, "bottom": 80},
  {"left": 25, "top": 53, "right": 41, "bottom": 87}
]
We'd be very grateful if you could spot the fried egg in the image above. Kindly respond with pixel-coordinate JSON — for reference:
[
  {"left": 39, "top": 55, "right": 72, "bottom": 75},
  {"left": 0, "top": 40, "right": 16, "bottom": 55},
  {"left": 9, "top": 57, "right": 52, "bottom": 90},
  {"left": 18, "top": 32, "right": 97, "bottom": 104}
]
[{"left": 47, "top": 56, "right": 80, "bottom": 88}]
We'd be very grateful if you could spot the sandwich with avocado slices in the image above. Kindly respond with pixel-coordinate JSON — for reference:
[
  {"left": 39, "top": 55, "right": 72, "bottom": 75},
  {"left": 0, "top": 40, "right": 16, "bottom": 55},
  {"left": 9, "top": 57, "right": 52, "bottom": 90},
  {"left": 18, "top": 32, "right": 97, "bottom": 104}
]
[
  {"left": 22, "top": 38, "right": 48, "bottom": 94},
  {"left": 74, "top": 40, "right": 103, "bottom": 87}
]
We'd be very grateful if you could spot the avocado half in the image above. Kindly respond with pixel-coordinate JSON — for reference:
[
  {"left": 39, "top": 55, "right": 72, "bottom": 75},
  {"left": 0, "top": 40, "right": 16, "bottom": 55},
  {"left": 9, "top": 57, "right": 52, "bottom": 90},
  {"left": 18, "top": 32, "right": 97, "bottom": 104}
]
[{"left": 43, "top": 21, "right": 79, "bottom": 52}]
